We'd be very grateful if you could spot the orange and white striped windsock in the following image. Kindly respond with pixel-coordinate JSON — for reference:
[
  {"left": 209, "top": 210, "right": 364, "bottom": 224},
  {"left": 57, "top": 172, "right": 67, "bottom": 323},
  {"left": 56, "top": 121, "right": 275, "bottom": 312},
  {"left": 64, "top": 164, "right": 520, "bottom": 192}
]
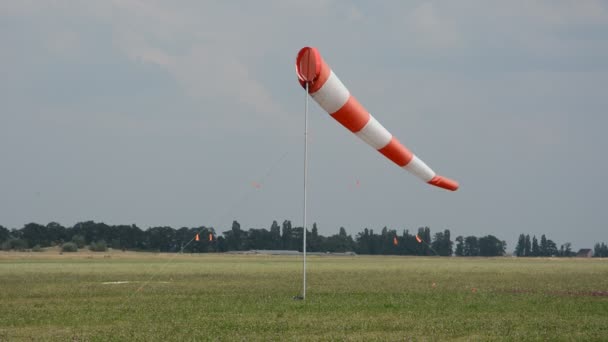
[{"left": 295, "top": 47, "right": 458, "bottom": 191}]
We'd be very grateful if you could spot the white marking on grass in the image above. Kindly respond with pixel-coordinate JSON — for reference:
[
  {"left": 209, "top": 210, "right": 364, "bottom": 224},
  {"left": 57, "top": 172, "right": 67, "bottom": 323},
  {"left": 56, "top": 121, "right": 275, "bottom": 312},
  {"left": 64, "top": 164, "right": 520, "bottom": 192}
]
[{"left": 102, "top": 281, "right": 171, "bottom": 285}]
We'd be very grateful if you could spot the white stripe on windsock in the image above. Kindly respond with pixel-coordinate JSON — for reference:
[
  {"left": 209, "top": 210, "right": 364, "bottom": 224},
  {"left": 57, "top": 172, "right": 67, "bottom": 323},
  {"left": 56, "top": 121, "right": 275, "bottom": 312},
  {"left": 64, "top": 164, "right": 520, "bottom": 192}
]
[
  {"left": 355, "top": 115, "right": 393, "bottom": 150},
  {"left": 403, "top": 155, "right": 436, "bottom": 182},
  {"left": 310, "top": 71, "right": 350, "bottom": 114}
]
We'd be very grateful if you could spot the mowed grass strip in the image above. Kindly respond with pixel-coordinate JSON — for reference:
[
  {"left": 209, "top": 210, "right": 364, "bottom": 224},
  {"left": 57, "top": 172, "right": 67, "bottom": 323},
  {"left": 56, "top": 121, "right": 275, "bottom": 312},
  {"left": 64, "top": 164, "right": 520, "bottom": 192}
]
[{"left": 1, "top": 253, "right": 607, "bottom": 341}]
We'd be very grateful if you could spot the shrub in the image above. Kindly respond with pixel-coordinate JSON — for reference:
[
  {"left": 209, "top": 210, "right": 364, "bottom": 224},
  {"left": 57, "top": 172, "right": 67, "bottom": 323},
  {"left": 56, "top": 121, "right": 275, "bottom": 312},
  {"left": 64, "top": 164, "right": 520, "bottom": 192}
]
[
  {"left": 32, "top": 245, "right": 43, "bottom": 252},
  {"left": 1, "top": 239, "right": 28, "bottom": 251},
  {"left": 61, "top": 242, "right": 78, "bottom": 252},
  {"left": 71, "top": 235, "right": 86, "bottom": 248},
  {"left": 89, "top": 240, "right": 108, "bottom": 252}
]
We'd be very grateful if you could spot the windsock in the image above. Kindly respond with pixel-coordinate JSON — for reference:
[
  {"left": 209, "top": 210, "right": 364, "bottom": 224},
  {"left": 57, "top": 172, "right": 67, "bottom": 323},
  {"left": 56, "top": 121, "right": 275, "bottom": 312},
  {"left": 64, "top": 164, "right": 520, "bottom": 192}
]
[
  {"left": 195, "top": 233, "right": 200, "bottom": 242},
  {"left": 295, "top": 47, "right": 458, "bottom": 191}
]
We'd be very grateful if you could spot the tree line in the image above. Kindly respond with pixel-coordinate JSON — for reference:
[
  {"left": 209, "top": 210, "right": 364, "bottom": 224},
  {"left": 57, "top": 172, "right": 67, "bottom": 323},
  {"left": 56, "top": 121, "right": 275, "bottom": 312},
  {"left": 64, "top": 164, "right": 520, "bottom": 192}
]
[
  {"left": 514, "top": 234, "right": 567, "bottom": 257},
  {"left": 594, "top": 242, "right": 608, "bottom": 257},
  {"left": 0, "top": 221, "right": 603, "bottom": 257}
]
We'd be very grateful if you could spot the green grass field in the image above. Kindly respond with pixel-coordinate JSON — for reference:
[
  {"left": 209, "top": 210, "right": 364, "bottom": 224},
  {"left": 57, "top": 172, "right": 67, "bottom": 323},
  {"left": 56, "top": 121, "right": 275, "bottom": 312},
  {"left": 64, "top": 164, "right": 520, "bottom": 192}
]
[{"left": 1, "top": 251, "right": 607, "bottom": 341}]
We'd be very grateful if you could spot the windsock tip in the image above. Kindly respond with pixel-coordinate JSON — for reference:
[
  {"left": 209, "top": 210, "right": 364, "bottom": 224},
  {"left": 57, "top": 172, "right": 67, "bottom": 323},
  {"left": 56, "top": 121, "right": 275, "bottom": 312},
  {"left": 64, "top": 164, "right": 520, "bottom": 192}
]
[{"left": 428, "top": 175, "right": 459, "bottom": 191}]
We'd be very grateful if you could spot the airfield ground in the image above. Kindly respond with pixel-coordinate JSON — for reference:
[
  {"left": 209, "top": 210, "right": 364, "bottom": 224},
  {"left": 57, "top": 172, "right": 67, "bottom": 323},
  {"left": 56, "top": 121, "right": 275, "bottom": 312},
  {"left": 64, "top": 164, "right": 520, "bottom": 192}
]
[{"left": 1, "top": 251, "right": 607, "bottom": 341}]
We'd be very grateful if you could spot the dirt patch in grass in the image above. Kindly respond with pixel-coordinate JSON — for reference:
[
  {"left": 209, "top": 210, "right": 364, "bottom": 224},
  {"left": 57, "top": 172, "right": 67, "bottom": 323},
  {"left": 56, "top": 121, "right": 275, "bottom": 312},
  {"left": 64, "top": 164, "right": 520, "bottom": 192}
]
[{"left": 502, "top": 288, "right": 608, "bottom": 297}]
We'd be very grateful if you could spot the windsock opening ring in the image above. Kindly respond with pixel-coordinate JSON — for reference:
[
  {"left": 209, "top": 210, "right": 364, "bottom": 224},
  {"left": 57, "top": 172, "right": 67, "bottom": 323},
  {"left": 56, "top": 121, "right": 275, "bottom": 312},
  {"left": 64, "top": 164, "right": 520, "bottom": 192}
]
[{"left": 296, "top": 47, "right": 330, "bottom": 93}]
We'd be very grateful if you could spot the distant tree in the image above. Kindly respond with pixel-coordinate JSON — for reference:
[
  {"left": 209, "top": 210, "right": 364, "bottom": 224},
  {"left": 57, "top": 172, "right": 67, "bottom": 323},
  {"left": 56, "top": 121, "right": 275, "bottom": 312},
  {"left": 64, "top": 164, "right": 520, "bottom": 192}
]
[
  {"left": 559, "top": 242, "right": 573, "bottom": 257},
  {"left": 245, "top": 228, "right": 273, "bottom": 250},
  {"left": 147, "top": 226, "right": 177, "bottom": 252},
  {"left": 540, "top": 234, "right": 548, "bottom": 256},
  {"left": 323, "top": 227, "right": 354, "bottom": 252},
  {"left": 455, "top": 236, "right": 464, "bottom": 256},
  {"left": 308, "top": 223, "right": 321, "bottom": 252},
  {"left": 431, "top": 231, "right": 443, "bottom": 256},
  {"left": 124, "top": 224, "right": 145, "bottom": 250},
  {"left": 545, "top": 239, "right": 558, "bottom": 256},
  {"left": 46, "top": 222, "right": 67, "bottom": 245},
  {"left": 524, "top": 235, "right": 531, "bottom": 256},
  {"left": 269, "top": 220, "right": 281, "bottom": 249},
  {"left": 464, "top": 236, "right": 479, "bottom": 256},
  {"left": 89, "top": 240, "right": 108, "bottom": 252},
  {"left": 515, "top": 234, "right": 526, "bottom": 257},
  {"left": 443, "top": 229, "right": 453, "bottom": 256},
  {"left": 186, "top": 227, "right": 216, "bottom": 253},
  {"left": 400, "top": 229, "right": 418, "bottom": 256},
  {"left": 71, "top": 221, "right": 111, "bottom": 245},
  {"left": 71, "top": 234, "right": 86, "bottom": 248},
  {"left": 423, "top": 227, "right": 432, "bottom": 255},
  {"left": 478, "top": 235, "right": 506, "bottom": 256},
  {"left": 387, "top": 229, "right": 401, "bottom": 255},
  {"left": 20, "top": 223, "right": 48, "bottom": 248},
  {"left": 216, "top": 236, "right": 228, "bottom": 252},
  {"left": 416, "top": 227, "right": 431, "bottom": 255},
  {"left": 291, "top": 227, "right": 304, "bottom": 251},
  {"left": 174, "top": 227, "right": 190, "bottom": 253},
  {"left": 594, "top": 242, "right": 608, "bottom": 257},
  {"left": 230, "top": 221, "right": 243, "bottom": 250},
  {"left": 355, "top": 228, "right": 372, "bottom": 255},
  {"left": 1, "top": 238, "right": 28, "bottom": 251},
  {"left": 281, "top": 220, "right": 293, "bottom": 250},
  {"left": 61, "top": 242, "right": 78, "bottom": 252},
  {"left": 532, "top": 236, "right": 540, "bottom": 257},
  {"left": 0, "top": 225, "right": 9, "bottom": 244},
  {"left": 593, "top": 243, "right": 600, "bottom": 257},
  {"left": 111, "top": 238, "right": 121, "bottom": 250},
  {"left": 431, "top": 229, "right": 453, "bottom": 256},
  {"left": 378, "top": 226, "right": 387, "bottom": 254}
]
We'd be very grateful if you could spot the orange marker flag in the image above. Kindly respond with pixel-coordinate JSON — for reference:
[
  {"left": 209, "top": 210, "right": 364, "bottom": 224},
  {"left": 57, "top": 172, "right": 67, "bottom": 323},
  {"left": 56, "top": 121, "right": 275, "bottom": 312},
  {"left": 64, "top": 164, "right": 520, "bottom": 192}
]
[
  {"left": 208, "top": 233, "right": 213, "bottom": 242},
  {"left": 415, "top": 234, "right": 422, "bottom": 244},
  {"left": 195, "top": 233, "right": 200, "bottom": 242},
  {"left": 393, "top": 236, "right": 398, "bottom": 246}
]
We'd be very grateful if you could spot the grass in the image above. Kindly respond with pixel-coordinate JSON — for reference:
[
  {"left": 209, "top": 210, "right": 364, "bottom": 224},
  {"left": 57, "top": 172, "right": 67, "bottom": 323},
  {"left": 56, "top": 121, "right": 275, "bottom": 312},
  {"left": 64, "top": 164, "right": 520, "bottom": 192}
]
[{"left": 0, "top": 251, "right": 607, "bottom": 341}]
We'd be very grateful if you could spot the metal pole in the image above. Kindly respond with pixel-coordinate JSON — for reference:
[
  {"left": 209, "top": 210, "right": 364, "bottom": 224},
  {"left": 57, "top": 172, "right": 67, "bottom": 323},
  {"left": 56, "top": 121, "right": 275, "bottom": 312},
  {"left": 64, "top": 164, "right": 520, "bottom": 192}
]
[{"left": 303, "top": 82, "right": 309, "bottom": 300}]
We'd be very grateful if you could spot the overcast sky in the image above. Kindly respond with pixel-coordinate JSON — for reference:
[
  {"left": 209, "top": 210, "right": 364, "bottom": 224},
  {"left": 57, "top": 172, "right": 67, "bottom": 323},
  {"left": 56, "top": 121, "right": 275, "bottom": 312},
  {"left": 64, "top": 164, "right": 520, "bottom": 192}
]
[{"left": 1, "top": 1, "right": 607, "bottom": 250}]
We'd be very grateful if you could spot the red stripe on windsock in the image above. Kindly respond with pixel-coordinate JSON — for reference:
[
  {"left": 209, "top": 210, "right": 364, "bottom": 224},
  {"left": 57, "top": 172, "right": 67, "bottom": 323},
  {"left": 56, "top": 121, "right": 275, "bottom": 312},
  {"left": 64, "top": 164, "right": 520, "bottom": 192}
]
[
  {"left": 428, "top": 175, "right": 459, "bottom": 191},
  {"left": 378, "top": 137, "right": 414, "bottom": 167},
  {"left": 330, "top": 96, "right": 370, "bottom": 133}
]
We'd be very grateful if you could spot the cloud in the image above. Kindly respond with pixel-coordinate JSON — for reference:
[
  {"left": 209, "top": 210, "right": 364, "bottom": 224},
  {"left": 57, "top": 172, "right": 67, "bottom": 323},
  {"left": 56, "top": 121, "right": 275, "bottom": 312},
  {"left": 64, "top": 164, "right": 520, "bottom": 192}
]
[
  {"left": 1, "top": 1, "right": 608, "bottom": 250},
  {"left": 406, "top": 2, "right": 463, "bottom": 50},
  {"left": 107, "top": 2, "right": 286, "bottom": 119}
]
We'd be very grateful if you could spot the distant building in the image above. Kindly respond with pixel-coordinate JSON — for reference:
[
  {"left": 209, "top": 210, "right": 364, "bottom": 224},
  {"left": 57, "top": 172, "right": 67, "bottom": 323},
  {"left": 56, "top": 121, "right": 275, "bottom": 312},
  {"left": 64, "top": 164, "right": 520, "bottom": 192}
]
[
  {"left": 227, "top": 250, "right": 356, "bottom": 256},
  {"left": 576, "top": 249, "right": 593, "bottom": 258}
]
